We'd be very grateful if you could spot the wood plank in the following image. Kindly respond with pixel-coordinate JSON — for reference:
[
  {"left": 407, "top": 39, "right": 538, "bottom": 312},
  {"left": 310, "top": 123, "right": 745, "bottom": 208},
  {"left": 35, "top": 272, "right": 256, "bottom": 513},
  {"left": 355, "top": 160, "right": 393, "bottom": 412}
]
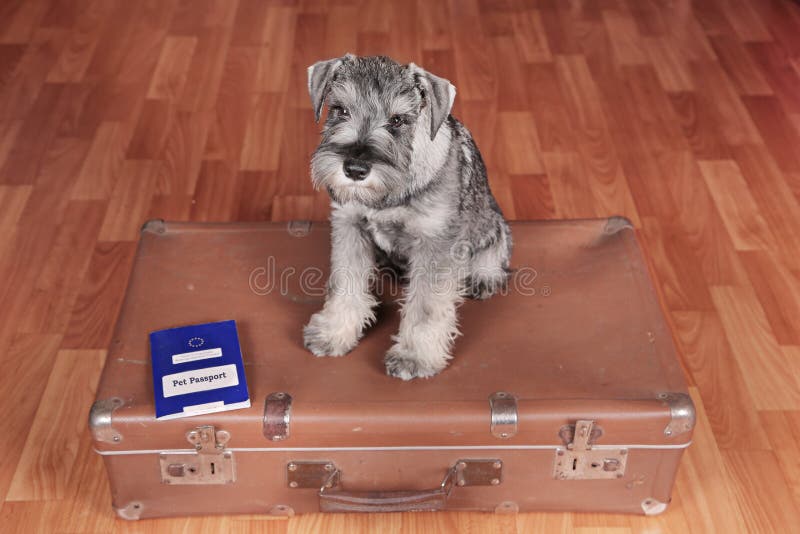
[
  {"left": 71, "top": 121, "right": 132, "bottom": 200},
  {"left": 759, "top": 409, "right": 800, "bottom": 504},
  {"left": 732, "top": 145, "right": 800, "bottom": 269},
  {"left": 495, "top": 112, "right": 543, "bottom": 174},
  {"left": 643, "top": 37, "right": 693, "bottom": 92},
  {"left": 739, "top": 249, "right": 800, "bottom": 345},
  {"left": 662, "top": 152, "right": 747, "bottom": 286},
  {"left": 670, "top": 311, "right": 769, "bottom": 450},
  {"left": 711, "top": 285, "right": 800, "bottom": 410},
  {"left": 511, "top": 9, "right": 551, "bottom": 63},
  {"left": 6, "top": 350, "right": 106, "bottom": 500},
  {"left": 541, "top": 152, "right": 597, "bottom": 220},
  {"left": 722, "top": 450, "right": 800, "bottom": 532},
  {"left": 450, "top": 0, "right": 496, "bottom": 101},
  {"left": 673, "top": 388, "right": 747, "bottom": 534},
  {"left": 0, "top": 184, "right": 31, "bottom": 230},
  {"left": 709, "top": 34, "right": 772, "bottom": 95},
  {"left": 0, "top": 334, "right": 62, "bottom": 503},
  {"left": 239, "top": 93, "right": 286, "bottom": 172},
  {"left": 639, "top": 215, "right": 716, "bottom": 312},
  {"left": 146, "top": 36, "right": 197, "bottom": 100},
  {"left": 509, "top": 174, "right": 555, "bottom": 219},
  {"left": 698, "top": 160, "right": 776, "bottom": 251},
  {"left": 19, "top": 199, "right": 107, "bottom": 335},
  {"left": 0, "top": 0, "right": 49, "bottom": 44},
  {"left": 523, "top": 63, "right": 576, "bottom": 154},
  {"left": 61, "top": 241, "right": 137, "bottom": 349},
  {"left": 156, "top": 110, "right": 213, "bottom": 195},
  {"left": 45, "top": 0, "right": 113, "bottom": 83},
  {"left": 602, "top": 9, "right": 648, "bottom": 65},
  {"left": 741, "top": 95, "right": 800, "bottom": 173},
  {"left": 190, "top": 160, "right": 240, "bottom": 221},
  {"left": 688, "top": 61, "right": 763, "bottom": 145},
  {"left": 178, "top": 26, "right": 232, "bottom": 113},
  {"left": 254, "top": 7, "right": 297, "bottom": 93},
  {"left": 99, "top": 160, "right": 158, "bottom": 241}
]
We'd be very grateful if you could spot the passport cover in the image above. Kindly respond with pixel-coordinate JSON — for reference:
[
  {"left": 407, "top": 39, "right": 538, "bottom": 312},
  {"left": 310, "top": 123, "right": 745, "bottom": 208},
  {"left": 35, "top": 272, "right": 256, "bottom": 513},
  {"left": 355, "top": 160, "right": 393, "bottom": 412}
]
[{"left": 150, "top": 320, "right": 250, "bottom": 420}]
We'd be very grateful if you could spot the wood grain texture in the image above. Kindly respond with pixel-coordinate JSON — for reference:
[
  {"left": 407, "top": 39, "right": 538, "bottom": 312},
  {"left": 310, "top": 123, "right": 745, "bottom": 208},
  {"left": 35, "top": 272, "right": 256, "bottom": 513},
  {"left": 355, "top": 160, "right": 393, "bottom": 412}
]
[{"left": 1, "top": 0, "right": 799, "bottom": 531}]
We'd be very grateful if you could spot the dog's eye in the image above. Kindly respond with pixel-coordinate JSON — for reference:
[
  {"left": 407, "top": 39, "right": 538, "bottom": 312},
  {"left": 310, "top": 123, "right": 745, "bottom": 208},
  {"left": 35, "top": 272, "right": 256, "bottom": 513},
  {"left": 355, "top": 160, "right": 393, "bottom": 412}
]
[
  {"left": 389, "top": 115, "right": 403, "bottom": 127},
  {"left": 331, "top": 106, "right": 349, "bottom": 119}
]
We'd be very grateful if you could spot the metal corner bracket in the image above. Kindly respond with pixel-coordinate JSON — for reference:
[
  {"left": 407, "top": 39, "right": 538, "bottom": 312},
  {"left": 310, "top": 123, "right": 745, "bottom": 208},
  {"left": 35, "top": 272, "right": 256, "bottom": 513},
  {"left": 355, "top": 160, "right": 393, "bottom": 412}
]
[
  {"left": 89, "top": 397, "right": 124, "bottom": 444},
  {"left": 658, "top": 392, "right": 696, "bottom": 437},
  {"left": 641, "top": 497, "right": 668, "bottom": 515},
  {"left": 603, "top": 215, "right": 634, "bottom": 235},
  {"left": 140, "top": 219, "right": 166, "bottom": 234},
  {"left": 489, "top": 392, "right": 518, "bottom": 439},
  {"left": 114, "top": 501, "right": 143, "bottom": 520}
]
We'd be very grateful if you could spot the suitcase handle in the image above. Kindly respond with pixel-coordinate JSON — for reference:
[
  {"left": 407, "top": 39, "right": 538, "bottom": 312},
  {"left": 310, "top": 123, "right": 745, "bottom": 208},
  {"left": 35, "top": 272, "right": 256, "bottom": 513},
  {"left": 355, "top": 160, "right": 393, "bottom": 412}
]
[{"left": 318, "top": 466, "right": 456, "bottom": 513}]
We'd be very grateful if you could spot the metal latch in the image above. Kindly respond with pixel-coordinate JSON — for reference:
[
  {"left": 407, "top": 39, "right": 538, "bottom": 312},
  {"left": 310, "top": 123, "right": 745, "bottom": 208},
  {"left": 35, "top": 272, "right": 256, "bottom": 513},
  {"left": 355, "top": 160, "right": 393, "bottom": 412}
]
[
  {"left": 159, "top": 425, "right": 236, "bottom": 485},
  {"left": 553, "top": 420, "right": 627, "bottom": 480}
]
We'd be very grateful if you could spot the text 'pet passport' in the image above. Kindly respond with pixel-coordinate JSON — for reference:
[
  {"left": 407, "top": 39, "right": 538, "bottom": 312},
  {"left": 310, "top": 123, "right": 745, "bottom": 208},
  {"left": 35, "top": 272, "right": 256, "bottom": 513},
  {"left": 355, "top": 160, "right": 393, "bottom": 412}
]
[{"left": 150, "top": 320, "right": 250, "bottom": 420}]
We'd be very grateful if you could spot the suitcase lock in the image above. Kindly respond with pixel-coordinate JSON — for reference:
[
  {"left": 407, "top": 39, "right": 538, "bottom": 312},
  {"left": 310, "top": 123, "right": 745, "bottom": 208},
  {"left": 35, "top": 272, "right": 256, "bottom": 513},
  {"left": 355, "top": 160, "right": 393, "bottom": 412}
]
[
  {"left": 159, "top": 425, "right": 236, "bottom": 485},
  {"left": 553, "top": 420, "right": 628, "bottom": 480}
]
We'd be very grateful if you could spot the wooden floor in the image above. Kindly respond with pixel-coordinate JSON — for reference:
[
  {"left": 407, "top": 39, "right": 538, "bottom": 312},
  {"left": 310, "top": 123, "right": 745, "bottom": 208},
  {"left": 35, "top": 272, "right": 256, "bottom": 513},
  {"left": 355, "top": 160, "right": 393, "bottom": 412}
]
[{"left": 1, "top": 0, "right": 799, "bottom": 532}]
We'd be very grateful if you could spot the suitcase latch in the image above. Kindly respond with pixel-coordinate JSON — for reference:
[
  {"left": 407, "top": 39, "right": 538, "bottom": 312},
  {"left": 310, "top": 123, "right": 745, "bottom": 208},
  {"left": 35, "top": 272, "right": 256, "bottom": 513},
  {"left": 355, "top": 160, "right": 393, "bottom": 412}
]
[
  {"left": 159, "top": 425, "right": 236, "bottom": 485},
  {"left": 553, "top": 420, "right": 628, "bottom": 480}
]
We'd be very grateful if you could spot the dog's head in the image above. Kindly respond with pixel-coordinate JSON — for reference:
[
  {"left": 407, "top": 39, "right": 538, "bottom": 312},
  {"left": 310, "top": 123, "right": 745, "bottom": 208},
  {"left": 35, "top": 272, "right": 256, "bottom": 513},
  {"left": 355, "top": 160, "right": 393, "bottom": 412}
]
[{"left": 307, "top": 55, "right": 456, "bottom": 207}]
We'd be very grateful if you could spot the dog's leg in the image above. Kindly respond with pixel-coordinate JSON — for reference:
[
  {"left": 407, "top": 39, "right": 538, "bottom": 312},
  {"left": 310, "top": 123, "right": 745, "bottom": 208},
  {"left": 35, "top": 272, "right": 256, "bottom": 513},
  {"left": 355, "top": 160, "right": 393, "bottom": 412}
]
[
  {"left": 466, "top": 228, "right": 512, "bottom": 300},
  {"left": 303, "top": 209, "right": 378, "bottom": 357},
  {"left": 385, "top": 251, "right": 462, "bottom": 380}
]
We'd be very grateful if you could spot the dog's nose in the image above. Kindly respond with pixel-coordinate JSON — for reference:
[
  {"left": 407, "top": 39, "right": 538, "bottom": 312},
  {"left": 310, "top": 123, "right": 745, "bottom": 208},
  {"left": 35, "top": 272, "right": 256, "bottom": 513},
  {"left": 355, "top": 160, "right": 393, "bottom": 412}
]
[{"left": 343, "top": 159, "right": 371, "bottom": 181}]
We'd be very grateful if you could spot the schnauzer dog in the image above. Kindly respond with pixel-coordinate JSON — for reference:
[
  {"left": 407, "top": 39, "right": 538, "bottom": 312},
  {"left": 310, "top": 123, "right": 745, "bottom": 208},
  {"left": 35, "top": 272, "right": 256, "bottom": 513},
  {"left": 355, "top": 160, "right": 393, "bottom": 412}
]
[{"left": 303, "top": 55, "right": 512, "bottom": 380}]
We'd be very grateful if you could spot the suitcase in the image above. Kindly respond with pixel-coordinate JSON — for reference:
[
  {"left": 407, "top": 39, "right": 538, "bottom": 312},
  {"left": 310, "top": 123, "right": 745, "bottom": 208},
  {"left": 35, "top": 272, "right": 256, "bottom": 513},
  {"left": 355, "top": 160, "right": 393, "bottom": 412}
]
[{"left": 89, "top": 217, "right": 694, "bottom": 519}]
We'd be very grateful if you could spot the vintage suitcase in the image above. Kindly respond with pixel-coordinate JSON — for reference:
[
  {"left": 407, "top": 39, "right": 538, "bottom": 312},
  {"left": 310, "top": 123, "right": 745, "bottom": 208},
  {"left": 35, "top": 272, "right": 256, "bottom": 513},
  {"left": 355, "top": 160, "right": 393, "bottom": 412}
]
[{"left": 89, "top": 217, "right": 694, "bottom": 519}]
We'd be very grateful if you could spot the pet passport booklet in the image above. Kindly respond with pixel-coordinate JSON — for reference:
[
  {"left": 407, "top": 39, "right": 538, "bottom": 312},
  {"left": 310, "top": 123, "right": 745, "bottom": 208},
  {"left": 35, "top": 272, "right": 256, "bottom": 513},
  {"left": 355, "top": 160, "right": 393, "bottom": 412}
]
[{"left": 150, "top": 320, "right": 250, "bottom": 420}]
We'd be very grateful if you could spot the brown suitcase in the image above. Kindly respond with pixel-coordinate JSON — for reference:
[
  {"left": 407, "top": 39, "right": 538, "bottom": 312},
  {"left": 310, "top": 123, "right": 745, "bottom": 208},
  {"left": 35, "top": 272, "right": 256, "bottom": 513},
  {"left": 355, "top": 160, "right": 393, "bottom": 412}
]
[{"left": 89, "top": 217, "right": 694, "bottom": 519}]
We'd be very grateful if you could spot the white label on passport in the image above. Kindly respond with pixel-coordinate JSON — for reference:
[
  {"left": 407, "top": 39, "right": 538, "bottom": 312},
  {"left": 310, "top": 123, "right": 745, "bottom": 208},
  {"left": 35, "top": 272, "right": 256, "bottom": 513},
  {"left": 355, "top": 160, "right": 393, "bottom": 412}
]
[
  {"left": 162, "top": 364, "right": 239, "bottom": 397},
  {"left": 172, "top": 347, "right": 222, "bottom": 365}
]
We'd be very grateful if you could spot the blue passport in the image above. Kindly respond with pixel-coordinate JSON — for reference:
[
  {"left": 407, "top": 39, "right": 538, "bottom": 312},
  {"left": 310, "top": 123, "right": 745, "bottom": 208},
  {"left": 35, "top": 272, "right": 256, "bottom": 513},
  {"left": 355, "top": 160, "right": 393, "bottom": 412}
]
[{"left": 149, "top": 320, "right": 250, "bottom": 420}]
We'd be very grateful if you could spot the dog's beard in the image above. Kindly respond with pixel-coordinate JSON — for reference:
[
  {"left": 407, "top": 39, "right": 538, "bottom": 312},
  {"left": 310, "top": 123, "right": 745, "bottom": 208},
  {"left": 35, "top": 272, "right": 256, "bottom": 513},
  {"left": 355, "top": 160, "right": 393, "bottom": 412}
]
[{"left": 311, "top": 149, "right": 405, "bottom": 208}]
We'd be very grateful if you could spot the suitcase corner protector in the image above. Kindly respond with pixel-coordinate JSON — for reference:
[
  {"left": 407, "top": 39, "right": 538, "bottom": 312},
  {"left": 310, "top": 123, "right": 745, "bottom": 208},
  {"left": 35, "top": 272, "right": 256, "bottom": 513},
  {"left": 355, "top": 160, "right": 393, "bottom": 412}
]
[
  {"left": 141, "top": 219, "right": 166, "bottom": 235},
  {"left": 641, "top": 497, "right": 669, "bottom": 515},
  {"left": 658, "top": 392, "right": 696, "bottom": 438},
  {"left": 114, "top": 501, "right": 143, "bottom": 520},
  {"left": 88, "top": 397, "right": 124, "bottom": 444}
]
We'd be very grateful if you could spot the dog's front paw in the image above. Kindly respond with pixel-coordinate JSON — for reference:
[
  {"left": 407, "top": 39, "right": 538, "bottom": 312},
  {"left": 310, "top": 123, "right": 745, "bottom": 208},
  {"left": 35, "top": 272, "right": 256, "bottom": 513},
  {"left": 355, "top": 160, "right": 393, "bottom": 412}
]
[
  {"left": 303, "top": 312, "right": 360, "bottom": 357},
  {"left": 465, "top": 273, "right": 508, "bottom": 300},
  {"left": 384, "top": 344, "right": 448, "bottom": 380}
]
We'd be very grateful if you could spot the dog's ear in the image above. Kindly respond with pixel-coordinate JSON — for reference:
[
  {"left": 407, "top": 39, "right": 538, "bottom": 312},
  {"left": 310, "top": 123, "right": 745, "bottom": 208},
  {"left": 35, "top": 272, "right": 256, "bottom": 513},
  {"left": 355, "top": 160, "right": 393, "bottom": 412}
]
[
  {"left": 308, "top": 55, "right": 351, "bottom": 122},
  {"left": 408, "top": 63, "right": 456, "bottom": 140}
]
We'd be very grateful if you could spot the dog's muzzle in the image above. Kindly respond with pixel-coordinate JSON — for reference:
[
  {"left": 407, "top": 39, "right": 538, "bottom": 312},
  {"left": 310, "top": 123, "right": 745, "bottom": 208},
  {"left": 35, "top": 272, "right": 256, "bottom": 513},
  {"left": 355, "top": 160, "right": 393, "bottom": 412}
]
[{"left": 343, "top": 158, "right": 371, "bottom": 181}]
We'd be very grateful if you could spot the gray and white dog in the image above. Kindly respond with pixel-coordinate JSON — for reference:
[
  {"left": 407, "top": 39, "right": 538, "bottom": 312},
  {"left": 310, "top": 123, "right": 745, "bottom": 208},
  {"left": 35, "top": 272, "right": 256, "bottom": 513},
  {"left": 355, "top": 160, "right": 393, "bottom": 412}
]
[{"left": 303, "top": 55, "right": 511, "bottom": 380}]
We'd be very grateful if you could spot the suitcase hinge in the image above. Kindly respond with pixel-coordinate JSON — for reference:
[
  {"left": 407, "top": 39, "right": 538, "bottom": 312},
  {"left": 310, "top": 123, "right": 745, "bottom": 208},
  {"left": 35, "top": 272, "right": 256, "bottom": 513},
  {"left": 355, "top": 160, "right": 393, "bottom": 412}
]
[
  {"left": 553, "top": 420, "right": 628, "bottom": 480},
  {"left": 489, "top": 392, "right": 518, "bottom": 439},
  {"left": 264, "top": 392, "right": 293, "bottom": 441},
  {"left": 159, "top": 425, "right": 236, "bottom": 485}
]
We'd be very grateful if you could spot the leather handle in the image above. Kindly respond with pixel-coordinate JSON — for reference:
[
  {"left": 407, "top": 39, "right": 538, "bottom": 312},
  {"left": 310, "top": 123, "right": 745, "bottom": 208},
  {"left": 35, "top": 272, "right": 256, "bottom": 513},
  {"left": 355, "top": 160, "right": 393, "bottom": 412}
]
[{"left": 318, "top": 467, "right": 455, "bottom": 513}]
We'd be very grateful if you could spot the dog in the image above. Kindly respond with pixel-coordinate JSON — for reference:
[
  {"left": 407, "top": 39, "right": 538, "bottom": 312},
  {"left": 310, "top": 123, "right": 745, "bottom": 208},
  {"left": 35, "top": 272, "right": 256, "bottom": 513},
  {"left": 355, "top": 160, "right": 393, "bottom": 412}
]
[{"left": 303, "top": 55, "right": 512, "bottom": 380}]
